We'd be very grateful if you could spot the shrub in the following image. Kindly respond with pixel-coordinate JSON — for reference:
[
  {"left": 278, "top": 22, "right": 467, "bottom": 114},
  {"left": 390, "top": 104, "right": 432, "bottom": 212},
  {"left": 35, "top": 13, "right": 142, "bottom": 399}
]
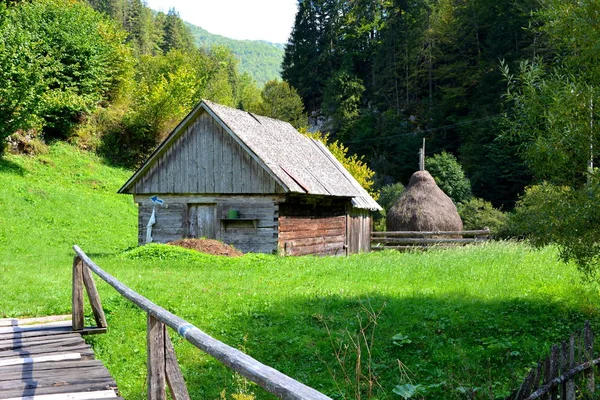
[
  {"left": 374, "top": 182, "right": 405, "bottom": 231},
  {"left": 0, "top": 0, "right": 133, "bottom": 144},
  {"left": 509, "top": 180, "right": 600, "bottom": 280},
  {"left": 254, "top": 80, "right": 306, "bottom": 129},
  {"left": 457, "top": 198, "right": 509, "bottom": 236},
  {"left": 426, "top": 152, "right": 472, "bottom": 205}
]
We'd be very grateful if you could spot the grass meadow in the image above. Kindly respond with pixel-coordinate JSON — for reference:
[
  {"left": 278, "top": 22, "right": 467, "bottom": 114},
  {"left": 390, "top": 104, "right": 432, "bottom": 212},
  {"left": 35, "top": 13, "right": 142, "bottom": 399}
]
[{"left": 1, "top": 143, "right": 599, "bottom": 399}]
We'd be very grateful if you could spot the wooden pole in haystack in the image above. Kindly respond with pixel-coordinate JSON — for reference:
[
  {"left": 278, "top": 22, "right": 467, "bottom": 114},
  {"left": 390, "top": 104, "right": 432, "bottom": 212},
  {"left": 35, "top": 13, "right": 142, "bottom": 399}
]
[{"left": 419, "top": 138, "right": 425, "bottom": 171}]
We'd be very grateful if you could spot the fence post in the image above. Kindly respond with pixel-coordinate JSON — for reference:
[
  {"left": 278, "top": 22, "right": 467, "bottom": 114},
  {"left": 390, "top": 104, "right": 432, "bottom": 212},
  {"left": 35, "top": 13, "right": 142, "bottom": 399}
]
[
  {"left": 567, "top": 334, "right": 575, "bottom": 400},
  {"left": 584, "top": 321, "right": 595, "bottom": 395},
  {"left": 72, "top": 256, "right": 84, "bottom": 331},
  {"left": 148, "top": 314, "right": 167, "bottom": 400}
]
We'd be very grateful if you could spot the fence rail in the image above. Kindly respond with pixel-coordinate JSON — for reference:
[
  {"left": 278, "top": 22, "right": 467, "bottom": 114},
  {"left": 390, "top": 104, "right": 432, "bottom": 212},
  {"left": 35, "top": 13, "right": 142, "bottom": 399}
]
[
  {"left": 507, "top": 321, "right": 598, "bottom": 400},
  {"left": 71, "top": 245, "right": 332, "bottom": 400},
  {"left": 371, "top": 228, "right": 491, "bottom": 251}
]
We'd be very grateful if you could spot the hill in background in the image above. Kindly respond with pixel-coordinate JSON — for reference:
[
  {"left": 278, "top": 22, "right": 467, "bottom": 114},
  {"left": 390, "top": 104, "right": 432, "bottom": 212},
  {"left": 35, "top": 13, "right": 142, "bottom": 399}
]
[{"left": 186, "top": 22, "right": 284, "bottom": 86}]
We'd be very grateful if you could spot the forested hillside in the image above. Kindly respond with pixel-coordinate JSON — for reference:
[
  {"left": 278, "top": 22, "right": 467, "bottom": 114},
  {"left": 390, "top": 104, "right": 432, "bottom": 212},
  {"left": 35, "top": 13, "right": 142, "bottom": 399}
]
[
  {"left": 283, "top": 0, "right": 539, "bottom": 208},
  {"left": 186, "top": 22, "right": 284, "bottom": 86}
]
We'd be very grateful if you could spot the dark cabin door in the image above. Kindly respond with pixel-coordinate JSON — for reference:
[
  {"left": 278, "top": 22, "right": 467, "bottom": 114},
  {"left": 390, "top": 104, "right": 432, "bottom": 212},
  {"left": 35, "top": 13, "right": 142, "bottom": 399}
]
[{"left": 188, "top": 204, "right": 216, "bottom": 239}]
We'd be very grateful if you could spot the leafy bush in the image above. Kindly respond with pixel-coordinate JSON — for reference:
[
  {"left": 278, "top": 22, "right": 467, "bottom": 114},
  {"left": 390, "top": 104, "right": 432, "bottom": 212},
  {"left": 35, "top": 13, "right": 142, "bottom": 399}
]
[
  {"left": 427, "top": 152, "right": 472, "bottom": 205},
  {"left": 374, "top": 182, "right": 404, "bottom": 231},
  {"left": 457, "top": 198, "right": 509, "bottom": 236},
  {"left": 377, "top": 182, "right": 405, "bottom": 212},
  {"left": 510, "top": 180, "right": 600, "bottom": 280},
  {"left": 0, "top": 0, "right": 133, "bottom": 144},
  {"left": 254, "top": 80, "right": 306, "bottom": 129},
  {"left": 121, "top": 243, "right": 201, "bottom": 261}
]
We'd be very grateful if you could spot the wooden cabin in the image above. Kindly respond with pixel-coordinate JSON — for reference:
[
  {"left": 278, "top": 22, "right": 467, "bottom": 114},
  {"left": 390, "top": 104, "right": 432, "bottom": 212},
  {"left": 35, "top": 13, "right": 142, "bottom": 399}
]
[{"left": 118, "top": 100, "right": 381, "bottom": 256}]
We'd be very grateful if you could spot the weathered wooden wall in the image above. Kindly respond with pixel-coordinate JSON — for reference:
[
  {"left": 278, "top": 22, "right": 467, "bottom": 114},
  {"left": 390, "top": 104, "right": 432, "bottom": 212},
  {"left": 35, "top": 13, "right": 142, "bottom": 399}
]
[
  {"left": 136, "top": 195, "right": 279, "bottom": 254},
  {"left": 132, "top": 112, "right": 285, "bottom": 195},
  {"left": 346, "top": 208, "right": 372, "bottom": 254},
  {"left": 278, "top": 201, "right": 347, "bottom": 256}
]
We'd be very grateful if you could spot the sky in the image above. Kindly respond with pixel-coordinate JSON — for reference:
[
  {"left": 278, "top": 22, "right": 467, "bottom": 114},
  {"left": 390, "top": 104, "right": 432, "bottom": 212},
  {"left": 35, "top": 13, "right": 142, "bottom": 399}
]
[{"left": 145, "top": 0, "right": 298, "bottom": 44}]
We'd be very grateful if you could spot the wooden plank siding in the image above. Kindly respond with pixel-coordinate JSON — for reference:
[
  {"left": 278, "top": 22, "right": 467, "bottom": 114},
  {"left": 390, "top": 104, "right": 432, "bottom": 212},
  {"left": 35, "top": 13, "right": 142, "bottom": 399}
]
[
  {"left": 346, "top": 208, "right": 372, "bottom": 254},
  {"left": 278, "top": 202, "right": 347, "bottom": 256},
  {"left": 135, "top": 195, "right": 280, "bottom": 253},
  {"left": 133, "top": 112, "right": 285, "bottom": 195}
]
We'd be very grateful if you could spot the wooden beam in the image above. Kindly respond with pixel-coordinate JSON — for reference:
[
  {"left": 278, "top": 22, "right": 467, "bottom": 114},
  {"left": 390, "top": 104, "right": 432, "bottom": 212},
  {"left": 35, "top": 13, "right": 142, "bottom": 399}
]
[
  {"left": 82, "top": 264, "right": 107, "bottom": 329},
  {"left": 72, "top": 257, "right": 84, "bottom": 331},
  {"left": 371, "top": 229, "right": 490, "bottom": 237},
  {"left": 372, "top": 237, "right": 488, "bottom": 244},
  {"left": 165, "top": 330, "right": 190, "bottom": 400}
]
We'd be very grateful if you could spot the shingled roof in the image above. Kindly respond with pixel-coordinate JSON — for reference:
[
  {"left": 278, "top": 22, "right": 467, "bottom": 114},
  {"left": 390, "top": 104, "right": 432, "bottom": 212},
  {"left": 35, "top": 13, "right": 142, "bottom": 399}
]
[{"left": 119, "top": 100, "right": 381, "bottom": 211}]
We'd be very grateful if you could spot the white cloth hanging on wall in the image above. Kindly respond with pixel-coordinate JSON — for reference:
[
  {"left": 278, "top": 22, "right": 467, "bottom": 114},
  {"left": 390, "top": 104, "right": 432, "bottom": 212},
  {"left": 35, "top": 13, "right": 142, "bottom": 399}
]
[{"left": 146, "top": 206, "right": 156, "bottom": 244}]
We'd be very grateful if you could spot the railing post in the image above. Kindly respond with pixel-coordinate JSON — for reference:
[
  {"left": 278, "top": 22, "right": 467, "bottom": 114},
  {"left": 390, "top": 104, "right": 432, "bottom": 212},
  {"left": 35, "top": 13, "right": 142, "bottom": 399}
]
[
  {"left": 165, "top": 329, "right": 191, "bottom": 400},
  {"left": 72, "top": 256, "right": 84, "bottom": 331},
  {"left": 148, "top": 314, "right": 167, "bottom": 400}
]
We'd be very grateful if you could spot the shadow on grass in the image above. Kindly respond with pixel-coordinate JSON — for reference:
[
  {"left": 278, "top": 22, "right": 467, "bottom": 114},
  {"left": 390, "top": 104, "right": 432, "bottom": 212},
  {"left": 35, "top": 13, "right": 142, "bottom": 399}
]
[
  {"left": 0, "top": 157, "right": 25, "bottom": 176},
  {"left": 185, "top": 293, "right": 599, "bottom": 400}
]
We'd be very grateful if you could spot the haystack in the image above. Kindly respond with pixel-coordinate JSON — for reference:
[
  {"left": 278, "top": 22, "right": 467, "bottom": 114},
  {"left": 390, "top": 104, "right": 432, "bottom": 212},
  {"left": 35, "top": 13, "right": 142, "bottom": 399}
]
[{"left": 386, "top": 170, "right": 463, "bottom": 232}]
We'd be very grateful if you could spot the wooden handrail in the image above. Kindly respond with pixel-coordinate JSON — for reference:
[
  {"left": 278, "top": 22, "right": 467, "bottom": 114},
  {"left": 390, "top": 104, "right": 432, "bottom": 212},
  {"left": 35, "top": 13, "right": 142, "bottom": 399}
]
[{"left": 72, "top": 245, "right": 332, "bottom": 400}]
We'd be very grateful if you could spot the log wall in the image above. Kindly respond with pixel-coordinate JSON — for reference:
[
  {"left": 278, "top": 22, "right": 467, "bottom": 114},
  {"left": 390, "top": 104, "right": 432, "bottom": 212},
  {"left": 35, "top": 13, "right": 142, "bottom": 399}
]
[{"left": 278, "top": 201, "right": 347, "bottom": 256}]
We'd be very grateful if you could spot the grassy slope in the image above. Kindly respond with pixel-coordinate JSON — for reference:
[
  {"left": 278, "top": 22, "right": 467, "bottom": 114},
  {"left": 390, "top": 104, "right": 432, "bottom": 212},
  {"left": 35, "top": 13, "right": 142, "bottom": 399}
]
[
  {"left": 1, "top": 144, "right": 599, "bottom": 399},
  {"left": 0, "top": 143, "right": 137, "bottom": 316},
  {"left": 185, "top": 22, "right": 284, "bottom": 86}
]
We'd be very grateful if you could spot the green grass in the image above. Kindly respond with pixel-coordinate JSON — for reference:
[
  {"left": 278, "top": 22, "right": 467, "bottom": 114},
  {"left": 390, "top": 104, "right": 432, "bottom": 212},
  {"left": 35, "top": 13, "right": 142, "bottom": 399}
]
[{"left": 1, "top": 144, "right": 599, "bottom": 400}]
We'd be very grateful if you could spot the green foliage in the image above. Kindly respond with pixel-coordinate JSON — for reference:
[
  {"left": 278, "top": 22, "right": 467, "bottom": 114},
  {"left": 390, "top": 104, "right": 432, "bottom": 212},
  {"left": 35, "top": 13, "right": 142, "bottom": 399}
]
[
  {"left": 377, "top": 182, "right": 405, "bottom": 214},
  {"left": 283, "top": 0, "right": 539, "bottom": 209},
  {"left": 186, "top": 22, "right": 284, "bottom": 86},
  {"left": 510, "top": 181, "right": 600, "bottom": 280},
  {"left": 501, "top": 0, "right": 600, "bottom": 280},
  {"left": 426, "top": 152, "right": 472, "bottom": 205},
  {"left": 121, "top": 243, "right": 201, "bottom": 261},
  {"left": 457, "top": 198, "right": 509, "bottom": 235},
  {"left": 160, "top": 8, "right": 195, "bottom": 54},
  {"left": 0, "top": 5, "right": 45, "bottom": 140},
  {"left": 0, "top": 0, "right": 133, "bottom": 143},
  {"left": 373, "top": 182, "right": 404, "bottom": 231},
  {"left": 322, "top": 69, "right": 365, "bottom": 132},
  {"left": 254, "top": 80, "right": 307, "bottom": 129},
  {"left": 502, "top": 60, "right": 598, "bottom": 187}
]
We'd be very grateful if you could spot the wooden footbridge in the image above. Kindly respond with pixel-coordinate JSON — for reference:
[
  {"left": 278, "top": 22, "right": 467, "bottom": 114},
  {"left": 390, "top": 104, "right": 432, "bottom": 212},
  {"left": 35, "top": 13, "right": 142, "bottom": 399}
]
[
  {"left": 0, "top": 315, "right": 120, "bottom": 399},
  {"left": 0, "top": 246, "right": 331, "bottom": 400}
]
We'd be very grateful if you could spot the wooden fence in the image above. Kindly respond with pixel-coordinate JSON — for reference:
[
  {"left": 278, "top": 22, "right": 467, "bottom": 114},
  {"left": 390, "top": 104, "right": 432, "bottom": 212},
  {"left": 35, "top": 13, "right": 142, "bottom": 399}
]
[
  {"left": 507, "top": 321, "right": 600, "bottom": 400},
  {"left": 71, "top": 245, "right": 332, "bottom": 400},
  {"left": 371, "top": 228, "right": 491, "bottom": 251}
]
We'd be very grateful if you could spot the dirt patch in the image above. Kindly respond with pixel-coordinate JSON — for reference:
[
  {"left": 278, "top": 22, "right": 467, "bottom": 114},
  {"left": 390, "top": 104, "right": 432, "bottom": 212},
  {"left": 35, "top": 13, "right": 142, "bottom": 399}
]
[{"left": 167, "top": 238, "right": 243, "bottom": 257}]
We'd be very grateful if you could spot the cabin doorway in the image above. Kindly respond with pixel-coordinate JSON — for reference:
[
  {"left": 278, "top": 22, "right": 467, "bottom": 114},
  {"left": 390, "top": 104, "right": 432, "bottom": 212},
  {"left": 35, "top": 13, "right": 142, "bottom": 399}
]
[{"left": 188, "top": 204, "right": 216, "bottom": 239}]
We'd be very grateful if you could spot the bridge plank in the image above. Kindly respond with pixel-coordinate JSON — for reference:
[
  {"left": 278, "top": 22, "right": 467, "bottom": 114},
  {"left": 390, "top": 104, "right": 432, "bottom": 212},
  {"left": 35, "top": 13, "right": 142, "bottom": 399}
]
[{"left": 0, "top": 317, "right": 119, "bottom": 400}]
